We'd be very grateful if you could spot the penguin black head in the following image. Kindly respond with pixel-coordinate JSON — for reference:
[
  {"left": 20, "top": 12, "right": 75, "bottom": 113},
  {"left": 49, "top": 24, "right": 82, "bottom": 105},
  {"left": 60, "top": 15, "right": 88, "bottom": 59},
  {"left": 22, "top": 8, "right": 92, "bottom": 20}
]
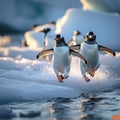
[
  {"left": 74, "top": 30, "right": 80, "bottom": 35},
  {"left": 85, "top": 31, "right": 96, "bottom": 41},
  {"left": 40, "top": 28, "right": 51, "bottom": 34},
  {"left": 55, "top": 34, "right": 61, "bottom": 40},
  {"left": 55, "top": 34, "right": 67, "bottom": 46},
  {"left": 55, "top": 34, "right": 62, "bottom": 43}
]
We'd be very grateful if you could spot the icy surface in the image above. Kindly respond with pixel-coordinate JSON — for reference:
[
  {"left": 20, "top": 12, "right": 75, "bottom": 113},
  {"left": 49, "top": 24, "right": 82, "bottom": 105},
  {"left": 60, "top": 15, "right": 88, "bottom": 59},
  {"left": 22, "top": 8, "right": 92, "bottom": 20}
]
[{"left": 0, "top": 44, "right": 120, "bottom": 103}]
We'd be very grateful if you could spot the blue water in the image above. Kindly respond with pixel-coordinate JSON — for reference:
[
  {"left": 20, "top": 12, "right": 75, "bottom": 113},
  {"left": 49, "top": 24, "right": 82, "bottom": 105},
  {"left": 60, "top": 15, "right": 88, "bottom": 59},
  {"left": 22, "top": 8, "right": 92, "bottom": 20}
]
[{"left": 0, "top": 89, "right": 120, "bottom": 120}]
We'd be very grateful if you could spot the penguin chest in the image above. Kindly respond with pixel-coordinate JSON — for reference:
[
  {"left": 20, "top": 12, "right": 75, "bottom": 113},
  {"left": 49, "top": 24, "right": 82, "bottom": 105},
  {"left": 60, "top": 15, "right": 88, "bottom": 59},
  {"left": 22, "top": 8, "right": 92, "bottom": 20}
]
[
  {"left": 53, "top": 47, "right": 71, "bottom": 72},
  {"left": 80, "top": 43, "right": 99, "bottom": 68}
]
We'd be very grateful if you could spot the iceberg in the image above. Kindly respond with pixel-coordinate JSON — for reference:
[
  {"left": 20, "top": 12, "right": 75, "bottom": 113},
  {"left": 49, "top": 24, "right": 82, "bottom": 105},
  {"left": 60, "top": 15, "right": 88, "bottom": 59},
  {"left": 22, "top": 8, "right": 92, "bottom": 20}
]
[{"left": 55, "top": 8, "right": 120, "bottom": 51}]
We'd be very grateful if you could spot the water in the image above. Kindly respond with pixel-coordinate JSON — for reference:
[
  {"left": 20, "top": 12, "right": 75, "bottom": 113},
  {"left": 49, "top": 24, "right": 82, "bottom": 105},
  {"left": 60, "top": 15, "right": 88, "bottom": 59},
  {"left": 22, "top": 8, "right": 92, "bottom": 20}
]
[{"left": 0, "top": 34, "right": 120, "bottom": 120}]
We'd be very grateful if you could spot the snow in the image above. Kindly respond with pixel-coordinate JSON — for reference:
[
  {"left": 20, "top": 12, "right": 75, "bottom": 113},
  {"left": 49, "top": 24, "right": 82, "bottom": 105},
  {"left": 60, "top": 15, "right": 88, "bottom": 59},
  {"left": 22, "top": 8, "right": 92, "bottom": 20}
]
[
  {"left": 0, "top": 45, "right": 120, "bottom": 103},
  {"left": 24, "top": 8, "right": 120, "bottom": 51},
  {"left": 55, "top": 8, "right": 120, "bottom": 51}
]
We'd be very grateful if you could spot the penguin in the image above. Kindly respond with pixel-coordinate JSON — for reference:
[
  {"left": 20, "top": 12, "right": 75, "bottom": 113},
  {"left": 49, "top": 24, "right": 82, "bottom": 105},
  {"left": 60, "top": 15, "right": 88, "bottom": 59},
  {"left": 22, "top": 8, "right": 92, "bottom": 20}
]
[
  {"left": 39, "top": 28, "right": 55, "bottom": 61},
  {"left": 23, "top": 22, "right": 56, "bottom": 48},
  {"left": 39, "top": 28, "right": 55, "bottom": 50},
  {"left": 37, "top": 34, "right": 87, "bottom": 83},
  {"left": 68, "top": 30, "right": 84, "bottom": 46},
  {"left": 79, "top": 31, "right": 116, "bottom": 82}
]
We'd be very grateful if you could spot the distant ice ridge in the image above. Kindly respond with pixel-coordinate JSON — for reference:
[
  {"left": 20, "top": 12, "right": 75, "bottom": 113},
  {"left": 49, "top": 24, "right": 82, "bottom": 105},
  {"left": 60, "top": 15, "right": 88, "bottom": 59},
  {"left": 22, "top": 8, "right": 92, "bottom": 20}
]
[{"left": 80, "top": 0, "right": 120, "bottom": 13}]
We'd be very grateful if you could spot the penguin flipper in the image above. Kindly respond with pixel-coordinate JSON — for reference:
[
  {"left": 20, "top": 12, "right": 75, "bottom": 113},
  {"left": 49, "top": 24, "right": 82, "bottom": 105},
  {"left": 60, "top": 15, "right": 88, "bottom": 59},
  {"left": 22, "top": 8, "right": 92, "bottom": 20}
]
[
  {"left": 70, "top": 49, "right": 87, "bottom": 64},
  {"left": 36, "top": 48, "right": 54, "bottom": 59},
  {"left": 98, "top": 45, "right": 116, "bottom": 56},
  {"left": 68, "top": 39, "right": 74, "bottom": 45},
  {"left": 70, "top": 44, "right": 81, "bottom": 51}
]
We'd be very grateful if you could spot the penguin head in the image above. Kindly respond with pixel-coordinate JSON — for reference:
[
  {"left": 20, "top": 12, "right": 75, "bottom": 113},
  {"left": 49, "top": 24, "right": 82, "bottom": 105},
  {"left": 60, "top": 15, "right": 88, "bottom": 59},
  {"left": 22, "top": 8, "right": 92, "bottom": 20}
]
[
  {"left": 85, "top": 31, "right": 96, "bottom": 41},
  {"left": 40, "top": 28, "right": 51, "bottom": 34},
  {"left": 55, "top": 34, "right": 66, "bottom": 45},
  {"left": 74, "top": 30, "right": 80, "bottom": 35},
  {"left": 55, "top": 34, "right": 61, "bottom": 41}
]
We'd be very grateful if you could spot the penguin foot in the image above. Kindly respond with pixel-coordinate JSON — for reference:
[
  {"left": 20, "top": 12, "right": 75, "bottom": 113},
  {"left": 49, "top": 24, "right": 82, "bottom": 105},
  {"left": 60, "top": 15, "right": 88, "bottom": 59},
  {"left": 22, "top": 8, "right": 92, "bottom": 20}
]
[
  {"left": 89, "top": 69, "right": 95, "bottom": 77},
  {"left": 89, "top": 72, "right": 94, "bottom": 77},
  {"left": 63, "top": 74, "right": 69, "bottom": 79},
  {"left": 57, "top": 74, "right": 64, "bottom": 83},
  {"left": 84, "top": 75, "right": 90, "bottom": 82}
]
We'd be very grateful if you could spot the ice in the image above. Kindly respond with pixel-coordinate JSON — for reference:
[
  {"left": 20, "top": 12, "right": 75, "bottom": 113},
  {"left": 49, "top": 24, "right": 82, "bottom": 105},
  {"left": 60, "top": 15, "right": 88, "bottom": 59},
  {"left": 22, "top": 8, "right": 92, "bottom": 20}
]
[
  {"left": 55, "top": 8, "right": 120, "bottom": 51},
  {"left": 19, "top": 111, "right": 41, "bottom": 118},
  {"left": 0, "top": 0, "right": 120, "bottom": 104},
  {"left": 0, "top": 107, "right": 16, "bottom": 119}
]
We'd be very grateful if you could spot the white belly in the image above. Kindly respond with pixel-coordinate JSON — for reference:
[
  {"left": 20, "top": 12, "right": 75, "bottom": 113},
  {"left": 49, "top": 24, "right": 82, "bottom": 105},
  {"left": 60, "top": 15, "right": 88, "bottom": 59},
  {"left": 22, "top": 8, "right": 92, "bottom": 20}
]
[
  {"left": 80, "top": 43, "right": 100, "bottom": 69},
  {"left": 53, "top": 46, "right": 71, "bottom": 75}
]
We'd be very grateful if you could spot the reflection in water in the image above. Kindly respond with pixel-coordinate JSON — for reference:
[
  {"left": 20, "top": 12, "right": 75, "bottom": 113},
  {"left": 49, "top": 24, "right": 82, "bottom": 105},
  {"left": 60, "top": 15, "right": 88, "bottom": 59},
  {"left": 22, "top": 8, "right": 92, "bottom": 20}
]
[
  {"left": 79, "top": 94, "right": 106, "bottom": 120},
  {"left": 47, "top": 95, "right": 105, "bottom": 120},
  {"left": 0, "top": 91, "right": 119, "bottom": 120},
  {"left": 48, "top": 98, "right": 73, "bottom": 120}
]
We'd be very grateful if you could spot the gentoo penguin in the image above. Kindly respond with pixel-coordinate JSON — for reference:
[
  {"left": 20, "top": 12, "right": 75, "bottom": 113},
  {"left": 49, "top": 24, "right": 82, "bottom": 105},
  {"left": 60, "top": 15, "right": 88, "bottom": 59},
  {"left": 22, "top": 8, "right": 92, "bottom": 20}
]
[
  {"left": 39, "top": 28, "right": 52, "bottom": 50},
  {"left": 23, "top": 22, "right": 56, "bottom": 48},
  {"left": 40, "top": 28, "right": 55, "bottom": 61},
  {"left": 68, "top": 30, "right": 84, "bottom": 46},
  {"left": 37, "top": 34, "right": 87, "bottom": 83},
  {"left": 79, "top": 31, "right": 116, "bottom": 82}
]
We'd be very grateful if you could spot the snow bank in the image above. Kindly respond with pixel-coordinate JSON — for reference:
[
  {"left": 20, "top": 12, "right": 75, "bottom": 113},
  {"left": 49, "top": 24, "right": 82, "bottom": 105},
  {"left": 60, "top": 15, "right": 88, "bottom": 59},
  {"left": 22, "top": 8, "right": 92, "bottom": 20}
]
[{"left": 55, "top": 8, "right": 120, "bottom": 50}]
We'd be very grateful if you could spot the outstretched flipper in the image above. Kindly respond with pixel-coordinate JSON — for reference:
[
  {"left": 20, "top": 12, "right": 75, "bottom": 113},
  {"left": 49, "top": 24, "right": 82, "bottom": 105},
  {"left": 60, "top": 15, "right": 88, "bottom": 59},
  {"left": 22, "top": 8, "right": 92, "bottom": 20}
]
[
  {"left": 37, "top": 48, "right": 54, "bottom": 59},
  {"left": 68, "top": 39, "right": 74, "bottom": 45},
  {"left": 70, "top": 49, "right": 87, "bottom": 64},
  {"left": 98, "top": 45, "right": 116, "bottom": 56},
  {"left": 70, "top": 44, "right": 81, "bottom": 51}
]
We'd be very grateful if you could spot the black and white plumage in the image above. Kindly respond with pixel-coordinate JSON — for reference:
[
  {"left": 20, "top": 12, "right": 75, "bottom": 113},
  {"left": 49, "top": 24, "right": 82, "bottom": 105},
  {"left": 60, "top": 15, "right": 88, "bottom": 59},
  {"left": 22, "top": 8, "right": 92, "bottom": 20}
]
[
  {"left": 37, "top": 34, "right": 87, "bottom": 83},
  {"left": 23, "top": 22, "right": 56, "bottom": 48},
  {"left": 68, "top": 30, "right": 84, "bottom": 46},
  {"left": 79, "top": 31, "right": 116, "bottom": 82}
]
